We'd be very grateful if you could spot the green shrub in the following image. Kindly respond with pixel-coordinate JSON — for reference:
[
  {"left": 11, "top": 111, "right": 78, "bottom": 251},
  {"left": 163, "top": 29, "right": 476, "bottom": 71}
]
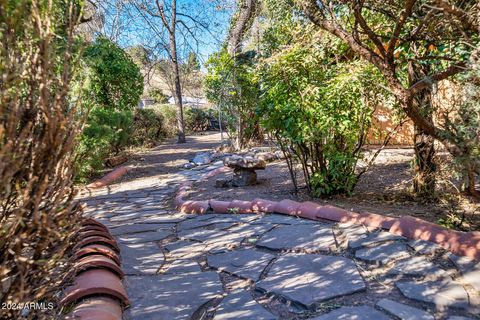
[
  {"left": 131, "top": 108, "right": 164, "bottom": 146},
  {"left": 204, "top": 49, "right": 262, "bottom": 149},
  {"left": 148, "top": 88, "right": 169, "bottom": 104},
  {"left": 260, "top": 45, "right": 384, "bottom": 196},
  {"left": 76, "top": 37, "right": 143, "bottom": 182},
  {"left": 184, "top": 107, "right": 209, "bottom": 132},
  {"left": 149, "top": 104, "right": 212, "bottom": 135},
  {"left": 149, "top": 104, "right": 178, "bottom": 137},
  {"left": 76, "top": 109, "right": 133, "bottom": 180}
]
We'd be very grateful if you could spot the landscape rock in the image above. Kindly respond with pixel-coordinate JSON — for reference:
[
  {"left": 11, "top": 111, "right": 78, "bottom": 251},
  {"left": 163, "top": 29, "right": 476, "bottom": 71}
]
[
  {"left": 224, "top": 157, "right": 266, "bottom": 170},
  {"left": 110, "top": 223, "right": 174, "bottom": 236},
  {"left": 164, "top": 240, "right": 207, "bottom": 260},
  {"left": 192, "top": 153, "right": 212, "bottom": 166}
]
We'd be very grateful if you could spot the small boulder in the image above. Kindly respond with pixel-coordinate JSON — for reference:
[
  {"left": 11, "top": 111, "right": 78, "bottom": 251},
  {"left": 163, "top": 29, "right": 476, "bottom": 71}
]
[
  {"left": 192, "top": 153, "right": 212, "bottom": 166},
  {"left": 224, "top": 157, "right": 266, "bottom": 170}
]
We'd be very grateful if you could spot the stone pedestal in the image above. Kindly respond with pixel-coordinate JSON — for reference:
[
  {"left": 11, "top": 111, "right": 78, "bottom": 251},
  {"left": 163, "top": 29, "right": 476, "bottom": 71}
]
[
  {"left": 223, "top": 157, "right": 267, "bottom": 187},
  {"left": 232, "top": 169, "right": 257, "bottom": 187}
]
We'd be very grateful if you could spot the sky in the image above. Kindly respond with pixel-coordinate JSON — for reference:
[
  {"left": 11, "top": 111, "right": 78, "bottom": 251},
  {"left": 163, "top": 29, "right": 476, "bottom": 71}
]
[{"left": 97, "top": 0, "right": 235, "bottom": 65}]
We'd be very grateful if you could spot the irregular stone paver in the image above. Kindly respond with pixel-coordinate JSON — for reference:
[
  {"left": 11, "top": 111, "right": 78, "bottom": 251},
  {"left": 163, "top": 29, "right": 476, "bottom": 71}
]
[
  {"left": 134, "top": 214, "right": 187, "bottom": 224},
  {"left": 396, "top": 280, "right": 470, "bottom": 309},
  {"left": 355, "top": 242, "right": 409, "bottom": 265},
  {"left": 120, "top": 242, "right": 164, "bottom": 275},
  {"left": 448, "top": 254, "right": 480, "bottom": 293},
  {"left": 207, "top": 249, "right": 275, "bottom": 281},
  {"left": 348, "top": 231, "right": 405, "bottom": 250},
  {"left": 110, "top": 223, "right": 175, "bottom": 236},
  {"left": 257, "top": 254, "right": 365, "bottom": 307},
  {"left": 388, "top": 256, "right": 447, "bottom": 277},
  {"left": 162, "top": 260, "right": 201, "bottom": 275},
  {"left": 226, "top": 223, "right": 274, "bottom": 238},
  {"left": 110, "top": 211, "right": 165, "bottom": 223},
  {"left": 377, "top": 298, "right": 434, "bottom": 320},
  {"left": 408, "top": 239, "right": 443, "bottom": 255},
  {"left": 177, "top": 216, "right": 237, "bottom": 231},
  {"left": 311, "top": 306, "right": 390, "bottom": 320},
  {"left": 213, "top": 290, "right": 275, "bottom": 320},
  {"left": 253, "top": 214, "right": 318, "bottom": 225},
  {"left": 125, "top": 271, "right": 223, "bottom": 320},
  {"left": 448, "top": 254, "right": 479, "bottom": 272},
  {"left": 164, "top": 240, "right": 207, "bottom": 259},
  {"left": 118, "top": 230, "right": 172, "bottom": 244},
  {"left": 337, "top": 223, "right": 369, "bottom": 239},
  {"left": 178, "top": 228, "right": 230, "bottom": 243},
  {"left": 204, "top": 232, "right": 257, "bottom": 251},
  {"left": 256, "top": 224, "right": 336, "bottom": 252}
]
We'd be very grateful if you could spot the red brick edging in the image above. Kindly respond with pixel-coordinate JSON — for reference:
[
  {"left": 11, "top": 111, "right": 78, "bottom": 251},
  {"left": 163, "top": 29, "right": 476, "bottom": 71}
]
[
  {"left": 175, "top": 167, "right": 480, "bottom": 260},
  {"left": 62, "top": 218, "right": 128, "bottom": 320}
]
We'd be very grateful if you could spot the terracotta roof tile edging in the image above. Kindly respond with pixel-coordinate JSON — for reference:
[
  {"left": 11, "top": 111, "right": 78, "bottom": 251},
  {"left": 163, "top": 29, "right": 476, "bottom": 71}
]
[
  {"left": 175, "top": 165, "right": 480, "bottom": 261},
  {"left": 62, "top": 220, "right": 129, "bottom": 320}
]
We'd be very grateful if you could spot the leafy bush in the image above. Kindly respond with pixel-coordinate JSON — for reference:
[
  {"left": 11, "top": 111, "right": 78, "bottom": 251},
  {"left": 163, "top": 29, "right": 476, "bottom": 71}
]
[
  {"left": 149, "top": 104, "right": 178, "bottom": 137},
  {"left": 131, "top": 108, "right": 164, "bottom": 146},
  {"left": 148, "top": 88, "right": 169, "bottom": 104},
  {"left": 76, "top": 37, "right": 143, "bottom": 181},
  {"left": 76, "top": 109, "right": 134, "bottom": 179},
  {"left": 204, "top": 49, "right": 262, "bottom": 149},
  {"left": 184, "top": 108, "right": 210, "bottom": 132},
  {"left": 260, "top": 45, "right": 384, "bottom": 196},
  {"left": 443, "top": 59, "right": 480, "bottom": 194},
  {"left": 148, "top": 104, "right": 213, "bottom": 136}
]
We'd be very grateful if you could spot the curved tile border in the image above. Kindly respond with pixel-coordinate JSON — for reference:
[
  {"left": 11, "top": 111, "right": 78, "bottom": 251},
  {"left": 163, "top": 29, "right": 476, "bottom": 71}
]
[
  {"left": 62, "top": 219, "right": 128, "bottom": 320},
  {"left": 86, "top": 165, "right": 133, "bottom": 189},
  {"left": 64, "top": 296, "right": 122, "bottom": 320},
  {"left": 175, "top": 166, "right": 480, "bottom": 261}
]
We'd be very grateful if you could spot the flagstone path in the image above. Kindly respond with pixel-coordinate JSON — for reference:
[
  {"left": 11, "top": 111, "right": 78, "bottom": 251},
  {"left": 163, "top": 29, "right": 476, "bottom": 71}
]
[{"left": 79, "top": 133, "right": 480, "bottom": 320}]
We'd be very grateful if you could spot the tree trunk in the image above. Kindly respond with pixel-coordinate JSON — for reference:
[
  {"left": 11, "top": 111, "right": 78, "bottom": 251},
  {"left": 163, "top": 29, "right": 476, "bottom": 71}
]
[
  {"left": 172, "top": 55, "right": 186, "bottom": 143},
  {"left": 409, "top": 62, "right": 436, "bottom": 197},
  {"left": 236, "top": 113, "right": 243, "bottom": 150},
  {"left": 413, "top": 125, "right": 436, "bottom": 196},
  {"left": 228, "top": 0, "right": 258, "bottom": 151},
  {"left": 465, "top": 163, "right": 480, "bottom": 198},
  {"left": 170, "top": 0, "right": 186, "bottom": 143}
]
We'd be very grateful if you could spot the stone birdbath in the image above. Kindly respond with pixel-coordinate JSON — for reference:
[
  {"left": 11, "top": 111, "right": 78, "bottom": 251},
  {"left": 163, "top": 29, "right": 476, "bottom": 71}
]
[{"left": 223, "top": 157, "right": 266, "bottom": 187}]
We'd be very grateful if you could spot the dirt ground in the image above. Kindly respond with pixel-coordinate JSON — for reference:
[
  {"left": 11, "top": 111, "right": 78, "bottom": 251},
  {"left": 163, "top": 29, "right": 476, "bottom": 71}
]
[{"left": 116, "top": 132, "right": 480, "bottom": 231}]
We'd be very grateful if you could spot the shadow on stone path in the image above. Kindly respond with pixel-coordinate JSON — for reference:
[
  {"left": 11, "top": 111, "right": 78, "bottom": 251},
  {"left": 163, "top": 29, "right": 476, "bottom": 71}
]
[{"left": 79, "top": 132, "right": 480, "bottom": 320}]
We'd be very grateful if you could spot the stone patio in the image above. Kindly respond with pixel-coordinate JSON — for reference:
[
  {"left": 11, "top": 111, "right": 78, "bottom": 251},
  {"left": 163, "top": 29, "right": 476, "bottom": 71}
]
[{"left": 80, "top": 150, "right": 480, "bottom": 320}]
